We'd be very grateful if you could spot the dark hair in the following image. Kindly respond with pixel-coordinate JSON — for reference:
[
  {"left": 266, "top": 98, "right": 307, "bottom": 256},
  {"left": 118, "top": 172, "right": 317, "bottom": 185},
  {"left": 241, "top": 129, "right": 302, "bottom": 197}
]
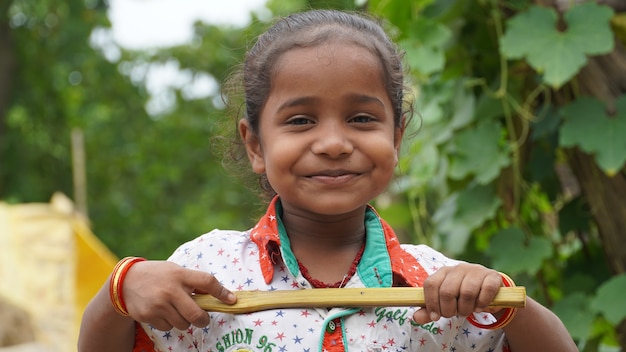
[{"left": 222, "top": 9, "right": 412, "bottom": 198}]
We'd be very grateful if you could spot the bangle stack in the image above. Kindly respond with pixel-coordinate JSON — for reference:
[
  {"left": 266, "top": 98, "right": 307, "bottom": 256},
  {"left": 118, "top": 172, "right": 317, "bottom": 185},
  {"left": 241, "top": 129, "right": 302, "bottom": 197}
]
[
  {"left": 109, "top": 256, "right": 146, "bottom": 316},
  {"left": 467, "top": 272, "right": 518, "bottom": 330}
]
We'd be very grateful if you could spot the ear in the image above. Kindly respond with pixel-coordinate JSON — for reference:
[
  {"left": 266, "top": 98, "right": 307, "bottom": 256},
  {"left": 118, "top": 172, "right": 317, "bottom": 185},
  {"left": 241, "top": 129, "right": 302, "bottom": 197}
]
[
  {"left": 393, "top": 116, "right": 406, "bottom": 164},
  {"left": 239, "top": 119, "right": 266, "bottom": 174}
]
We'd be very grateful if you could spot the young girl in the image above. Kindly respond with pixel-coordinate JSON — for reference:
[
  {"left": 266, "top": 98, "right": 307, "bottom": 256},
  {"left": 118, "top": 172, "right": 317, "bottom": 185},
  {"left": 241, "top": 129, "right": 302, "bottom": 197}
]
[{"left": 78, "top": 9, "right": 576, "bottom": 352}]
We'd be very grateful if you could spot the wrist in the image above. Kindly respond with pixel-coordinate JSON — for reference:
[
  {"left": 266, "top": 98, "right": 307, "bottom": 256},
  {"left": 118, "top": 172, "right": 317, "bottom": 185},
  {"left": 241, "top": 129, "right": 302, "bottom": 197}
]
[
  {"left": 467, "top": 272, "right": 518, "bottom": 330},
  {"left": 109, "top": 257, "right": 146, "bottom": 316}
]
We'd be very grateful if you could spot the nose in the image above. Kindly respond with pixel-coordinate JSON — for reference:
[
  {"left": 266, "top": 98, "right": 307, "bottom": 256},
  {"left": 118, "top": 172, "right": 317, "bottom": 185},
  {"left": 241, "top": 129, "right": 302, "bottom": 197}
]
[{"left": 310, "top": 121, "right": 354, "bottom": 158}]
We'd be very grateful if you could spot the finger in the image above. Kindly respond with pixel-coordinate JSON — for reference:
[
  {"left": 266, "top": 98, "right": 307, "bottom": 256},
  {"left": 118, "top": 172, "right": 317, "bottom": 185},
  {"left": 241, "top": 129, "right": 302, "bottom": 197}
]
[
  {"left": 422, "top": 268, "right": 448, "bottom": 321},
  {"left": 133, "top": 295, "right": 192, "bottom": 331},
  {"left": 148, "top": 317, "right": 174, "bottom": 332},
  {"left": 182, "top": 270, "right": 237, "bottom": 305},
  {"left": 474, "top": 271, "right": 502, "bottom": 312},
  {"left": 456, "top": 275, "right": 482, "bottom": 317},
  {"left": 437, "top": 268, "right": 463, "bottom": 318},
  {"left": 166, "top": 305, "right": 194, "bottom": 331},
  {"left": 172, "top": 295, "right": 210, "bottom": 328},
  {"left": 412, "top": 308, "right": 431, "bottom": 325}
]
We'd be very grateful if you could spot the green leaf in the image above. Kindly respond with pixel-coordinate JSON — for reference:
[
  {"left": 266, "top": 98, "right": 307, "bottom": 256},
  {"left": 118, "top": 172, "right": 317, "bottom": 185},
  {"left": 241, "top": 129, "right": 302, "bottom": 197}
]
[
  {"left": 433, "top": 184, "right": 501, "bottom": 255},
  {"left": 500, "top": 3, "right": 614, "bottom": 88},
  {"left": 552, "top": 293, "right": 595, "bottom": 341},
  {"left": 402, "top": 143, "right": 440, "bottom": 191},
  {"left": 487, "top": 227, "right": 552, "bottom": 275},
  {"left": 560, "top": 96, "right": 626, "bottom": 176},
  {"left": 448, "top": 120, "right": 510, "bottom": 184},
  {"left": 400, "top": 19, "right": 452, "bottom": 76},
  {"left": 590, "top": 274, "right": 626, "bottom": 325}
]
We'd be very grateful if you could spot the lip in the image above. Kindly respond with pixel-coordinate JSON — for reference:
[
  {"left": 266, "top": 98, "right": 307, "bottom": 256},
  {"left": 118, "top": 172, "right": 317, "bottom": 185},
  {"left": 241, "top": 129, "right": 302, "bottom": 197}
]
[
  {"left": 306, "top": 169, "right": 361, "bottom": 185},
  {"left": 311, "top": 169, "right": 358, "bottom": 177}
]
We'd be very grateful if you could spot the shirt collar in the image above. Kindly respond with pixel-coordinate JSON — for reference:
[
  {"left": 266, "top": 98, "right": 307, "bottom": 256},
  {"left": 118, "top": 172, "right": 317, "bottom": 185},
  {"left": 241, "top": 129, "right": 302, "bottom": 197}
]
[{"left": 249, "top": 197, "right": 428, "bottom": 287}]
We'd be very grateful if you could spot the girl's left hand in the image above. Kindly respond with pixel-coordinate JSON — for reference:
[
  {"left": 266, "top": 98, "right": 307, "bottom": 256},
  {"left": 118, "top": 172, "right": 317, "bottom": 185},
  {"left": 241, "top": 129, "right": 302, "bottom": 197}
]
[{"left": 412, "top": 263, "right": 503, "bottom": 324}]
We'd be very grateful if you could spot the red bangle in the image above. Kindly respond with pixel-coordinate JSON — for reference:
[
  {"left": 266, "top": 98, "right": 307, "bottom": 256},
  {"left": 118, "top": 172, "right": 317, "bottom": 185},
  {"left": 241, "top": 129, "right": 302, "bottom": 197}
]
[
  {"left": 467, "top": 272, "right": 518, "bottom": 330},
  {"left": 109, "top": 257, "right": 146, "bottom": 316}
]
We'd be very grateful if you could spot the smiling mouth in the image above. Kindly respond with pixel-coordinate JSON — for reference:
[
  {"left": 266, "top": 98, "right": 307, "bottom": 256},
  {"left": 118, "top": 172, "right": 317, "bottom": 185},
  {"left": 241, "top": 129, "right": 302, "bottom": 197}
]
[
  {"left": 313, "top": 169, "right": 357, "bottom": 177},
  {"left": 307, "top": 170, "right": 361, "bottom": 184}
]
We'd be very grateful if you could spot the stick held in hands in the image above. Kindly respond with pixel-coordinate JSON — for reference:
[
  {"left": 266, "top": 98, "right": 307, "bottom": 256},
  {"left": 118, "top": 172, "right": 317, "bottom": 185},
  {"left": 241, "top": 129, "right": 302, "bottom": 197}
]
[{"left": 192, "top": 287, "right": 526, "bottom": 314}]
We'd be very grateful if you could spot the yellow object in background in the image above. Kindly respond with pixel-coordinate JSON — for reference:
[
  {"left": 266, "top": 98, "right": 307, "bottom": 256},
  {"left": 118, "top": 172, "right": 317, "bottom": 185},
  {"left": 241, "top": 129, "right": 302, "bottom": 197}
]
[{"left": 0, "top": 193, "right": 117, "bottom": 352}]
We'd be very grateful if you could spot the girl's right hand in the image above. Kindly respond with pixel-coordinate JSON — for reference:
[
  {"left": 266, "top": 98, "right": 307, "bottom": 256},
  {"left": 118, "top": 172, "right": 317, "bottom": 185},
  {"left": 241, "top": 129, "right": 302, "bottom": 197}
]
[{"left": 121, "top": 260, "right": 237, "bottom": 331}]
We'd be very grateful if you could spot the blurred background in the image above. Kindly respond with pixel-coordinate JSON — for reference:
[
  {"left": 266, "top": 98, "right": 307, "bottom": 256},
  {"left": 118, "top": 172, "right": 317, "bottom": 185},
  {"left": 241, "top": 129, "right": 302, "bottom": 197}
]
[{"left": 1, "top": 0, "right": 625, "bottom": 351}]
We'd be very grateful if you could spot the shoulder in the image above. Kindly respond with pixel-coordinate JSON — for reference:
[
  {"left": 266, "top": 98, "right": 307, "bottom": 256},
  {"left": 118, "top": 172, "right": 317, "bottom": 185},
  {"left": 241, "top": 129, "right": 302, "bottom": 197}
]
[
  {"left": 400, "top": 243, "right": 463, "bottom": 274},
  {"left": 167, "top": 228, "right": 253, "bottom": 264}
]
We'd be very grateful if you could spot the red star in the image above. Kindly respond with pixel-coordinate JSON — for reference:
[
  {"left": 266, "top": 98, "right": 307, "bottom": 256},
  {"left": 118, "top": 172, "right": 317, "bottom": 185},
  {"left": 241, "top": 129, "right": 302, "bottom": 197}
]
[{"left": 254, "top": 319, "right": 263, "bottom": 326}]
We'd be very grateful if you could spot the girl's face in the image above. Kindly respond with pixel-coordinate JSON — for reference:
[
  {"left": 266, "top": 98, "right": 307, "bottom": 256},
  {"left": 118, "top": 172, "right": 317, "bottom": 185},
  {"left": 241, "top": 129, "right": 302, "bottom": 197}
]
[{"left": 240, "top": 42, "right": 402, "bottom": 218}]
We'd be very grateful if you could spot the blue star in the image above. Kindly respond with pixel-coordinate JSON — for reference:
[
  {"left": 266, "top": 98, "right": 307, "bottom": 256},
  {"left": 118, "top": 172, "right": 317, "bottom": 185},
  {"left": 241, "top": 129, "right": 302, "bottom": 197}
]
[
  {"left": 279, "top": 345, "right": 287, "bottom": 352},
  {"left": 162, "top": 331, "right": 171, "bottom": 340},
  {"left": 196, "top": 252, "right": 203, "bottom": 260},
  {"left": 462, "top": 328, "right": 470, "bottom": 337},
  {"left": 245, "top": 278, "right": 254, "bottom": 286},
  {"left": 276, "top": 310, "right": 285, "bottom": 317},
  {"left": 293, "top": 335, "right": 303, "bottom": 344}
]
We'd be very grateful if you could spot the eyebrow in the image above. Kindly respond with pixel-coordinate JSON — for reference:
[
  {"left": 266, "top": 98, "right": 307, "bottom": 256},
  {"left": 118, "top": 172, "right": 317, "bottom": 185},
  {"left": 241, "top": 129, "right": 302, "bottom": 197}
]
[{"left": 277, "top": 94, "right": 386, "bottom": 112}]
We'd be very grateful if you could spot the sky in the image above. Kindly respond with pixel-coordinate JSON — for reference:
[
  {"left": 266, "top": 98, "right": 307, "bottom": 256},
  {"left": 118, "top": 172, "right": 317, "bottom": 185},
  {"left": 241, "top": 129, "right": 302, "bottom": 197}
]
[
  {"left": 105, "top": 0, "right": 269, "bottom": 114},
  {"left": 108, "top": 0, "right": 268, "bottom": 49}
]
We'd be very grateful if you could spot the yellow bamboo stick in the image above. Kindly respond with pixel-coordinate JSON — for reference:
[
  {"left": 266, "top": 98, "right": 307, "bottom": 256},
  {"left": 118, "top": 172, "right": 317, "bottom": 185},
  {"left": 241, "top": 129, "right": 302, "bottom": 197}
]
[{"left": 192, "top": 286, "right": 526, "bottom": 314}]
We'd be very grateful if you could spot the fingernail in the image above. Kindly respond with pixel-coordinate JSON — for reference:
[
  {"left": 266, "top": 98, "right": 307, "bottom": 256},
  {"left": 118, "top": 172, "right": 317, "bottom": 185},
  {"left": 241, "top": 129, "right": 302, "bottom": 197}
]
[{"left": 430, "top": 312, "right": 439, "bottom": 321}]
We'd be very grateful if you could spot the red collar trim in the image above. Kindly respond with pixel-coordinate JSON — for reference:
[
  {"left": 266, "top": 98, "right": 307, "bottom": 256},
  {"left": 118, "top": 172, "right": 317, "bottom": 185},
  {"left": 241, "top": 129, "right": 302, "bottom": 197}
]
[{"left": 249, "top": 197, "right": 428, "bottom": 286}]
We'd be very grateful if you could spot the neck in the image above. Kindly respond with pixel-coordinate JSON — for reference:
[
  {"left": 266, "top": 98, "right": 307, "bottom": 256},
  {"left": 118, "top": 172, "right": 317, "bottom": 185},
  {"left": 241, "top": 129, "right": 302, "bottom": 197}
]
[
  {"left": 280, "top": 204, "right": 367, "bottom": 284},
  {"left": 280, "top": 204, "right": 367, "bottom": 250}
]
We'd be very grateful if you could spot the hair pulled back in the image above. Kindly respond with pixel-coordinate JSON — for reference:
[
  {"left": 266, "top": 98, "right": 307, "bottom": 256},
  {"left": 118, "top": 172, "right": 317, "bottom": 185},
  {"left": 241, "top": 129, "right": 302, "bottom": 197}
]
[{"left": 243, "top": 9, "right": 407, "bottom": 134}]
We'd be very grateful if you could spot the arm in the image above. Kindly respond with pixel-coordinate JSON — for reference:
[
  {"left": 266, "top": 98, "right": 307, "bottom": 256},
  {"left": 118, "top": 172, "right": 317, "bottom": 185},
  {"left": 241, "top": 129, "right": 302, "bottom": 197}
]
[
  {"left": 77, "top": 260, "right": 236, "bottom": 352},
  {"left": 412, "top": 263, "right": 577, "bottom": 352},
  {"left": 503, "top": 297, "right": 577, "bottom": 351},
  {"left": 78, "top": 276, "right": 136, "bottom": 352}
]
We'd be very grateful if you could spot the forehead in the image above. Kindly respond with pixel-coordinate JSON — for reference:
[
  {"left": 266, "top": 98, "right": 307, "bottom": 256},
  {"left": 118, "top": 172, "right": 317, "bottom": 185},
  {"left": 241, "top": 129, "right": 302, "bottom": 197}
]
[{"left": 270, "top": 42, "right": 388, "bottom": 95}]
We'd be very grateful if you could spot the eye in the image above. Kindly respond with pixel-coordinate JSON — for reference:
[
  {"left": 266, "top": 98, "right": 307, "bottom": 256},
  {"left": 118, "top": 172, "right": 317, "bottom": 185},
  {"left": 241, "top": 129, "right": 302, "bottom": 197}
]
[
  {"left": 349, "top": 114, "right": 375, "bottom": 123},
  {"left": 286, "top": 116, "right": 314, "bottom": 125}
]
